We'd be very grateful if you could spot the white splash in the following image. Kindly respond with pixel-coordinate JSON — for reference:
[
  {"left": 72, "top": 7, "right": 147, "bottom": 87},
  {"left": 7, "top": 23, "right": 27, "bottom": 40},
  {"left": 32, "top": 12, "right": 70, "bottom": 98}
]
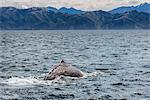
[
  {"left": 82, "top": 71, "right": 103, "bottom": 78},
  {"left": 1, "top": 77, "right": 52, "bottom": 86},
  {"left": 1, "top": 71, "right": 102, "bottom": 86}
]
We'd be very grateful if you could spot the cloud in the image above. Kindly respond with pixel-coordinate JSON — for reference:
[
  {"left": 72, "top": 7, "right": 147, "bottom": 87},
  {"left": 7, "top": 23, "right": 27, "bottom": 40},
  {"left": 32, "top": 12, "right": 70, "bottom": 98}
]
[
  {"left": 128, "top": 0, "right": 140, "bottom": 5},
  {"left": 0, "top": 0, "right": 149, "bottom": 11}
]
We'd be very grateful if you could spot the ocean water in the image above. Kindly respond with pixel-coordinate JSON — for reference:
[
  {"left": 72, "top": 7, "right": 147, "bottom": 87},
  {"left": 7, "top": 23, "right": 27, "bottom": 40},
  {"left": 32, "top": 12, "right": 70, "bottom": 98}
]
[{"left": 0, "top": 30, "right": 150, "bottom": 100}]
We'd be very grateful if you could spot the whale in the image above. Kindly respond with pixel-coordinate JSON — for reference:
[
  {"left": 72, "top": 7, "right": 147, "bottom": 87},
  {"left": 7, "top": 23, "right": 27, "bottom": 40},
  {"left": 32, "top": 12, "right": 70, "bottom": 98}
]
[{"left": 44, "top": 60, "right": 83, "bottom": 80}]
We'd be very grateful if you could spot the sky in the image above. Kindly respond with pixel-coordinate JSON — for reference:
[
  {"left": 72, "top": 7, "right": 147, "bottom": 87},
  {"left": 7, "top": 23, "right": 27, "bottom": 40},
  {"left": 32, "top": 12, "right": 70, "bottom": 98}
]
[{"left": 0, "top": 0, "right": 150, "bottom": 11}]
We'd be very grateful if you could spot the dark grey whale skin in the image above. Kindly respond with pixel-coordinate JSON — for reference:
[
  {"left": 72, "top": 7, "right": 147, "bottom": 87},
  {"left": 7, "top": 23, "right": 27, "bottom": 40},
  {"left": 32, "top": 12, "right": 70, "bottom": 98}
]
[{"left": 44, "top": 60, "right": 83, "bottom": 80}]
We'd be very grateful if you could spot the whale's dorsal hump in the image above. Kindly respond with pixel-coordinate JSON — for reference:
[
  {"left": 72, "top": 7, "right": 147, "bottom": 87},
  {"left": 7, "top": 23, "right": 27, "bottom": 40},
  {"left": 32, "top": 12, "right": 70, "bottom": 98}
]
[
  {"left": 61, "top": 60, "right": 65, "bottom": 63},
  {"left": 59, "top": 60, "right": 68, "bottom": 67}
]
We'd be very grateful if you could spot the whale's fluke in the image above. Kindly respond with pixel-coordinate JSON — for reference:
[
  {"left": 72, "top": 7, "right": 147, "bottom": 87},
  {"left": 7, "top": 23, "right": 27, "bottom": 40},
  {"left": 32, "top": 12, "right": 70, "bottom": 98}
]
[{"left": 44, "top": 60, "right": 83, "bottom": 80}]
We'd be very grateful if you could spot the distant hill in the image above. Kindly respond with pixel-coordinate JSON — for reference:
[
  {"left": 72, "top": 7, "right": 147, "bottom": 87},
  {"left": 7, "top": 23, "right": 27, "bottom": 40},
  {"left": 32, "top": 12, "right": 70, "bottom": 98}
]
[
  {"left": 47, "top": 7, "right": 84, "bottom": 14},
  {"left": 0, "top": 6, "right": 150, "bottom": 30},
  {"left": 110, "top": 3, "right": 150, "bottom": 14},
  {"left": 104, "top": 10, "right": 150, "bottom": 29}
]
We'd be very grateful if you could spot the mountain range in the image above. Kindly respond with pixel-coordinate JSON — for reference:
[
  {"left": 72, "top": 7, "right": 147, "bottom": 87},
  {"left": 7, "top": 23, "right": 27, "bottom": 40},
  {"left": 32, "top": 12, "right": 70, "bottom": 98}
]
[
  {"left": 47, "top": 7, "right": 84, "bottom": 14},
  {"left": 109, "top": 3, "right": 150, "bottom": 14},
  {"left": 47, "top": 3, "right": 150, "bottom": 15},
  {"left": 0, "top": 3, "right": 150, "bottom": 30}
]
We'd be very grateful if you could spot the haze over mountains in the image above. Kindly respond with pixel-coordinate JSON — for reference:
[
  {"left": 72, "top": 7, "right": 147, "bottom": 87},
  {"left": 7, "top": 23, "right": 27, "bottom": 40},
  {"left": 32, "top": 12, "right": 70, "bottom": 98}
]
[{"left": 0, "top": 3, "right": 150, "bottom": 30}]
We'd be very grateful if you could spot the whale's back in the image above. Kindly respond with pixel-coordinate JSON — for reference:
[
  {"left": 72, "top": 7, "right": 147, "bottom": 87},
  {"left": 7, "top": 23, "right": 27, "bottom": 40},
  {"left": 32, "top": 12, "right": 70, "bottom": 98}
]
[{"left": 44, "top": 61, "right": 83, "bottom": 80}]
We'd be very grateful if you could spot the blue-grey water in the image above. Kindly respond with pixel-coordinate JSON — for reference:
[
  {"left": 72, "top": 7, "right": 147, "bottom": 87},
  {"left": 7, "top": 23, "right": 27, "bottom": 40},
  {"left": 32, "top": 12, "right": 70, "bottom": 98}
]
[{"left": 0, "top": 30, "right": 150, "bottom": 100}]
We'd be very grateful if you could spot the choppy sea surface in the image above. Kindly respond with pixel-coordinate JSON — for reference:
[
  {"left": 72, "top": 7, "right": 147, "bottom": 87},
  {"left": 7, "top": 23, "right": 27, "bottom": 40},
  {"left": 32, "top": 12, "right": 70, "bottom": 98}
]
[{"left": 0, "top": 30, "right": 150, "bottom": 100}]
